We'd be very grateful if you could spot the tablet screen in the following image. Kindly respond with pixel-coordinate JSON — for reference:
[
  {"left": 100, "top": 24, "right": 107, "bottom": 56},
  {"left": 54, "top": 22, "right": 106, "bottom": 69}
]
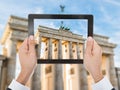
[{"left": 28, "top": 14, "right": 93, "bottom": 64}]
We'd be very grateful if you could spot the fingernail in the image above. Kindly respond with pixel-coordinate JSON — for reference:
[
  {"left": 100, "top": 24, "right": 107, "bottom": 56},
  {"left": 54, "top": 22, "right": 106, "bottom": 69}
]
[
  {"left": 30, "top": 35, "right": 34, "bottom": 40},
  {"left": 88, "top": 37, "right": 92, "bottom": 41}
]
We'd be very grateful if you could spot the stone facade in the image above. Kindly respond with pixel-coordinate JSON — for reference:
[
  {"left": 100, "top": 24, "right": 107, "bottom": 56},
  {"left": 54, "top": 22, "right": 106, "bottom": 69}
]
[
  {"left": 116, "top": 68, "right": 120, "bottom": 89},
  {"left": 0, "top": 15, "right": 119, "bottom": 90}
]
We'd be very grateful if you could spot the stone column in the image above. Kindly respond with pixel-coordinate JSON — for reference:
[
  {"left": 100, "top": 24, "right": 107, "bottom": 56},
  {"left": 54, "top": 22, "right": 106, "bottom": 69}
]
[
  {"left": 58, "top": 39, "right": 62, "bottom": 59},
  {"left": 6, "top": 38, "right": 17, "bottom": 86},
  {"left": 31, "top": 36, "right": 42, "bottom": 90},
  {"left": 69, "top": 41, "right": 73, "bottom": 59},
  {"left": 48, "top": 38, "right": 52, "bottom": 59},
  {"left": 0, "top": 47, "right": 7, "bottom": 90},
  {"left": 76, "top": 42, "right": 80, "bottom": 59},
  {"left": 0, "top": 61, "right": 2, "bottom": 89},
  {"left": 76, "top": 42, "right": 81, "bottom": 90},
  {"left": 54, "top": 39, "right": 64, "bottom": 90},
  {"left": 79, "top": 65, "right": 88, "bottom": 90},
  {"left": 109, "top": 54, "right": 118, "bottom": 90},
  {"left": 77, "top": 43, "right": 88, "bottom": 90},
  {"left": 1, "top": 60, "right": 7, "bottom": 90}
]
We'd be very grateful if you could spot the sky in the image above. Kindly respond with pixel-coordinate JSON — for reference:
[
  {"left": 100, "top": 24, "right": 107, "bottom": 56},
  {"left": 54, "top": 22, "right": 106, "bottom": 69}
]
[{"left": 0, "top": 0, "right": 120, "bottom": 67}]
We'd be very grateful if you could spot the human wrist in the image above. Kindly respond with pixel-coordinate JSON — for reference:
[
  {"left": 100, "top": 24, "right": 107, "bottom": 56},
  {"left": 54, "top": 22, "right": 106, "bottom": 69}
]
[
  {"left": 91, "top": 71, "right": 103, "bottom": 83},
  {"left": 16, "top": 70, "right": 32, "bottom": 85}
]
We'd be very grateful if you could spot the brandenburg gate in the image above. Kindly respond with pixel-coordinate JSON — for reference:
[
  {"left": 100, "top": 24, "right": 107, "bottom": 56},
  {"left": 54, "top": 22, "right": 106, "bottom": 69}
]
[{"left": 0, "top": 15, "right": 119, "bottom": 90}]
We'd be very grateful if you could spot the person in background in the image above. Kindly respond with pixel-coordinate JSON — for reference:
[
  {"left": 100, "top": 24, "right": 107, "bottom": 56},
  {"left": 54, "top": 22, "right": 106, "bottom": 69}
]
[{"left": 7, "top": 36, "right": 115, "bottom": 90}]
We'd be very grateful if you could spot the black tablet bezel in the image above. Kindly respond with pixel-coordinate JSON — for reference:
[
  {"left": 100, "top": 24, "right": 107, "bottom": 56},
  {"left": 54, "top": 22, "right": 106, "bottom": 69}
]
[{"left": 28, "top": 14, "right": 94, "bottom": 64}]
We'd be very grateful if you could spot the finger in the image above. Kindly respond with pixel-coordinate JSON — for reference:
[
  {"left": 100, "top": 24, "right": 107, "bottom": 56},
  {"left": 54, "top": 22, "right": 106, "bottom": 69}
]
[
  {"left": 85, "top": 37, "right": 94, "bottom": 55},
  {"left": 20, "top": 37, "right": 28, "bottom": 50},
  {"left": 93, "top": 39, "right": 102, "bottom": 54},
  {"left": 28, "top": 35, "right": 35, "bottom": 52}
]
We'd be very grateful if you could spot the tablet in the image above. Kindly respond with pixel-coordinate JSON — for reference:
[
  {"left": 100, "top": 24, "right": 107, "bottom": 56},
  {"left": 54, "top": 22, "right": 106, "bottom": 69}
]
[{"left": 28, "top": 14, "right": 93, "bottom": 64}]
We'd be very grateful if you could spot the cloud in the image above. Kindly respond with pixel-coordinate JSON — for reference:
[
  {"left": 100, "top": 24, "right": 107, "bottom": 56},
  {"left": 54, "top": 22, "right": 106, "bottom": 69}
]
[
  {"left": 0, "top": 24, "right": 4, "bottom": 30},
  {"left": 98, "top": 5, "right": 120, "bottom": 67},
  {"left": 114, "top": 48, "right": 120, "bottom": 67},
  {"left": 49, "top": 22, "right": 58, "bottom": 29},
  {"left": 0, "top": 0, "right": 120, "bottom": 68},
  {"left": 109, "top": 31, "right": 120, "bottom": 67},
  {"left": 94, "top": 25, "right": 104, "bottom": 35},
  {"left": 109, "top": 31, "right": 120, "bottom": 45},
  {"left": 34, "top": 20, "right": 60, "bottom": 33},
  {"left": 0, "top": 24, "right": 4, "bottom": 54},
  {"left": 72, "top": 29, "right": 81, "bottom": 35},
  {"left": 0, "top": 24, "right": 4, "bottom": 38},
  {"left": 105, "top": 0, "right": 120, "bottom": 6},
  {"left": 98, "top": 5, "right": 120, "bottom": 34},
  {"left": 34, "top": 7, "right": 44, "bottom": 14}
]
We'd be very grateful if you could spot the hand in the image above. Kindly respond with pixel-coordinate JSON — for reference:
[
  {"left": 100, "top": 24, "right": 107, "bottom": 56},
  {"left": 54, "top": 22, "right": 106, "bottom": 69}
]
[
  {"left": 16, "top": 35, "right": 37, "bottom": 85},
  {"left": 84, "top": 37, "right": 103, "bottom": 83}
]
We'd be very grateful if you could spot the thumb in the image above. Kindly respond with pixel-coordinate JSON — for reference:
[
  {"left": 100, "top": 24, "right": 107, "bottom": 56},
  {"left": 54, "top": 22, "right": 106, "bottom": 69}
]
[
  {"left": 28, "top": 35, "right": 35, "bottom": 52},
  {"left": 85, "top": 37, "right": 94, "bottom": 55}
]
